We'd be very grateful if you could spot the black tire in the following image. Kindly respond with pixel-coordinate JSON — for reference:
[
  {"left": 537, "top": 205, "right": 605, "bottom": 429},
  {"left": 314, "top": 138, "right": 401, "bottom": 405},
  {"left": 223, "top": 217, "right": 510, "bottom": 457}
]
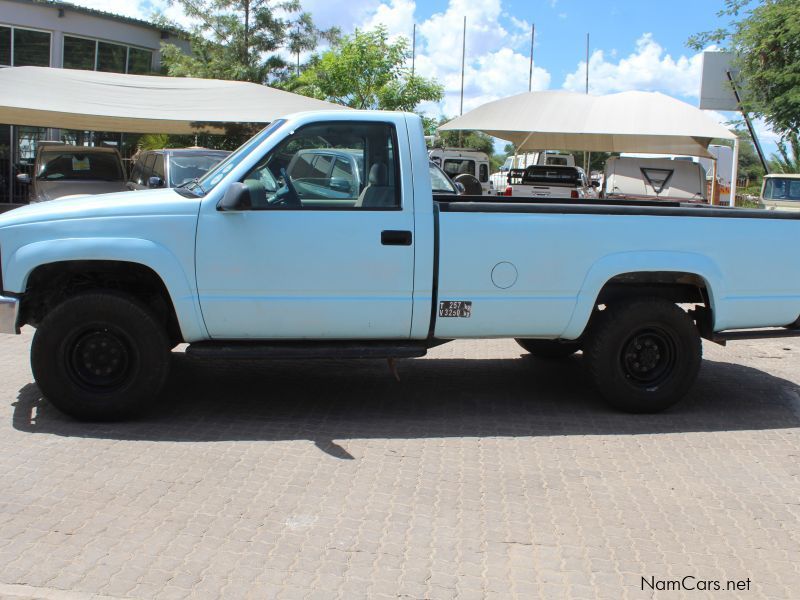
[
  {"left": 31, "top": 292, "right": 171, "bottom": 421},
  {"left": 584, "top": 298, "right": 702, "bottom": 413},
  {"left": 516, "top": 338, "right": 581, "bottom": 358}
]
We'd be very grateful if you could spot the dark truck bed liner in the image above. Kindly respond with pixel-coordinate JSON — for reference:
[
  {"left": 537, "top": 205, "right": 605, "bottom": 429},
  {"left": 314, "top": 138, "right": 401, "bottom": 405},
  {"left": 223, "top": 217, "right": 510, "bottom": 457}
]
[{"left": 433, "top": 195, "right": 800, "bottom": 220}]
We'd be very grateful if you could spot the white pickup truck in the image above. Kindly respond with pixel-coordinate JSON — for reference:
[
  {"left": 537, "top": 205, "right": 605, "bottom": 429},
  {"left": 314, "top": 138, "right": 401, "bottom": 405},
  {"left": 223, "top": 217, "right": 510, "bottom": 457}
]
[
  {"left": 502, "top": 165, "right": 599, "bottom": 199},
  {"left": 0, "top": 110, "right": 799, "bottom": 421}
]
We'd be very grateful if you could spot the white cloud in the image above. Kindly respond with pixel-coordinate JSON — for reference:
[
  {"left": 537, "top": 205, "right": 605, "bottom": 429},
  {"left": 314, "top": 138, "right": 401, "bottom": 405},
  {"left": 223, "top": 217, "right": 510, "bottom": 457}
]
[
  {"left": 362, "top": 0, "right": 416, "bottom": 38},
  {"left": 381, "top": 0, "right": 550, "bottom": 117},
  {"left": 562, "top": 33, "right": 708, "bottom": 98}
]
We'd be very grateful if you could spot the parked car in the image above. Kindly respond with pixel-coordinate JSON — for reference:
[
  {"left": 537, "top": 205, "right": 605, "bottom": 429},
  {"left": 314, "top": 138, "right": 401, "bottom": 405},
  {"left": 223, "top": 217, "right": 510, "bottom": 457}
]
[
  {"left": 2, "top": 110, "right": 800, "bottom": 421},
  {"left": 501, "top": 165, "right": 599, "bottom": 199},
  {"left": 759, "top": 174, "right": 800, "bottom": 211},
  {"left": 128, "top": 148, "right": 231, "bottom": 190},
  {"left": 284, "top": 148, "right": 364, "bottom": 203},
  {"left": 429, "top": 148, "right": 492, "bottom": 194},
  {"left": 603, "top": 156, "right": 707, "bottom": 202},
  {"left": 16, "top": 143, "right": 127, "bottom": 202}
]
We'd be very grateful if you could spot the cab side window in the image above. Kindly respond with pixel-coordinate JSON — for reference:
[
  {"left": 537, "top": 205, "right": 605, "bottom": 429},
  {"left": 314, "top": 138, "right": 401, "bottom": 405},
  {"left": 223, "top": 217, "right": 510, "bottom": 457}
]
[
  {"left": 479, "top": 163, "right": 489, "bottom": 182},
  {"left": 241, "top": 121, "right": 400, "bottom": 210}
]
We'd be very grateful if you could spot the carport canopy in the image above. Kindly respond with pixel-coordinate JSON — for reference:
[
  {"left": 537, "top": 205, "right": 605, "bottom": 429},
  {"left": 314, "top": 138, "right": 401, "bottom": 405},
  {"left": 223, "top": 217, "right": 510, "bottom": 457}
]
[
  {"left": 0, "top": 66, "right": 347, "bottom": 134},
  {"left": 438, "top": 90, "right": 735, "bottom": 158}
]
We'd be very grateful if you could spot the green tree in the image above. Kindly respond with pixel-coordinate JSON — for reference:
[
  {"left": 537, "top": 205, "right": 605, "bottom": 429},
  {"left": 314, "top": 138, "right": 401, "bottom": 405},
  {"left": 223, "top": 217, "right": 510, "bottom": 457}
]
[
  {"left": 689, "top": 0, "right": 800, "bottom": 137},
  {"left": 291, "top": 27, "right": 443, "bottom": 111},
  {"left": 770, "top": 132, "right": 800, "bottom": 173},
  {"left": 159, "top": 0, "right": 336, "bottom": 84}
]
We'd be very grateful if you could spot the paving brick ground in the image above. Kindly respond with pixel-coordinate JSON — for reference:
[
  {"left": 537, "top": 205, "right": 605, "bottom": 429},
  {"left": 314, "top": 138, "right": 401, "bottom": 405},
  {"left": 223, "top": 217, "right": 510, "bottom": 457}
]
[{"left": 0, "top": 328, "right": 798, "bottom": 599}]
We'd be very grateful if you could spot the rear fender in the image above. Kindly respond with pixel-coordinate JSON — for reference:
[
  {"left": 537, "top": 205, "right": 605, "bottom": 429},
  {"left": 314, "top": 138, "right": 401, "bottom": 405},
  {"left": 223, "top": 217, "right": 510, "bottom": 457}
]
[{"left": 561, "top": 251, "right": 723, "bottom": 339}]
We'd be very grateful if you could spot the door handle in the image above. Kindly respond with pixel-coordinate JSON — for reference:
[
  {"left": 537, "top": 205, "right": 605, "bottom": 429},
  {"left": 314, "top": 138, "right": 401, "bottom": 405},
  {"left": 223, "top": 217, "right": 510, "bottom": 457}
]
[{"left": 381, "top": 230, "right": 412, "bottom": 246}]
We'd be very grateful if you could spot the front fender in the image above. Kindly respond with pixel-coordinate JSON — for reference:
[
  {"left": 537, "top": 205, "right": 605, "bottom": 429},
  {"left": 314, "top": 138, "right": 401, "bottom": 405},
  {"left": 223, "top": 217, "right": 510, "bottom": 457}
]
[
  {"left": 560, "top": 251, "right": 724, "bottom": 339},
  {"left": 6, "top": 237, "right": 207, "bottom": 341}
]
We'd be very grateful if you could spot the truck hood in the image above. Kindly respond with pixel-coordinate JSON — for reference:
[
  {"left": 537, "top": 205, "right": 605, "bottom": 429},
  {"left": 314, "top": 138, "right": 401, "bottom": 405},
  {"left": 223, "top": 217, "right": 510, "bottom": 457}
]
[
  {"left": 33, "top": 180, "right": 129, "bottom": 202},
  {"left": 0, "top": 188, "right": 202, "bottom": 229}
]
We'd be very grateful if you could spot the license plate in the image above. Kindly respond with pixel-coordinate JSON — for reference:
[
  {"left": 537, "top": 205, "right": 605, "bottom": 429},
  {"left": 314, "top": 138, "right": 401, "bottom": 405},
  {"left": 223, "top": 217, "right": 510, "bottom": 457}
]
[{"left": 439, "top": 300, "right": 472, "bottom": 318}]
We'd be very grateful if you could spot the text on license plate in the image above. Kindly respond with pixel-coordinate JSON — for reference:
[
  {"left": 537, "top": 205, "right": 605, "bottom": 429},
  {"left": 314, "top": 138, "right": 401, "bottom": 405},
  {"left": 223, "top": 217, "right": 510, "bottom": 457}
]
[{"left": 439, "top": 300, "right": 472, "bottom": 318}]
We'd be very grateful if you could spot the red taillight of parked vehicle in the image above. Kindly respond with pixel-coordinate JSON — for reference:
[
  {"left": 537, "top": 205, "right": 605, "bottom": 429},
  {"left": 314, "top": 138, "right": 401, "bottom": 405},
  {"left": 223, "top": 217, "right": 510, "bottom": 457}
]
[
  {"left": 570, "top": 190, "right": 579, "bottom": 199},
  {"left": 504, "top": 186, "right": 513, "bottom": 196}
]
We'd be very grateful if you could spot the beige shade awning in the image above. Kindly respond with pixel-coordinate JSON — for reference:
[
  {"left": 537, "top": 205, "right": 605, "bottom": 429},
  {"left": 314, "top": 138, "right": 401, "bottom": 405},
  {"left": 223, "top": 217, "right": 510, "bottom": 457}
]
[
  {"left": 438, "top": 90, "right": 735, "bottom": 158},
  {"left": 0, "top": 66, "right": 347, "bottom": 134}
]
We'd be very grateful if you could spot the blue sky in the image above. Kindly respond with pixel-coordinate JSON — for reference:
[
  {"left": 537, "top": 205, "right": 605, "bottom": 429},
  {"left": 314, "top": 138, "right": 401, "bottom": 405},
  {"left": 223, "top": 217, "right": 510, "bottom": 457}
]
[{"left": 74, "top": 0, "right": 777, "bottom": 149}]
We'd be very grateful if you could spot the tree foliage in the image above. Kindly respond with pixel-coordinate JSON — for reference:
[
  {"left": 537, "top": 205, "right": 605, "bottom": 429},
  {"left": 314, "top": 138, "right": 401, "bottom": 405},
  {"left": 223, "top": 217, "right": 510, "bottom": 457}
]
[
  {"left": 770, "top": 132, "right": 800, "bottom": 173},
  {"left": 290, "top": 27, "right": 443, "bottom": 111},
  {"left": 159, "top": 0, "right": 336, "bottom": 84},
  {"left": 689, "top": 0, "right": 800, "bottom": 137}
]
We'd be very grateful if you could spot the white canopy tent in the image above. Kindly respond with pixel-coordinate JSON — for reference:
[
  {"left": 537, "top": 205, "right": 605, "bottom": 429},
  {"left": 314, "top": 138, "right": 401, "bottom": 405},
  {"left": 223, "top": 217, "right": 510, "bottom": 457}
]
[
  {"left": 439, "top": 90, "right": 739, "bottom": 204},
  {"left": 0, "top": 66, "right": 347, "bottom": 134}
]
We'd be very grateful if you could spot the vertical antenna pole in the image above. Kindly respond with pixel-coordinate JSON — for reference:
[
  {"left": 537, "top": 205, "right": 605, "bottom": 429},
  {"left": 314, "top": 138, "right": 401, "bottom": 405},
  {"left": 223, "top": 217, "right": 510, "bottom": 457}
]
[
  {"left": 459, "top": 16, "right": 466, "bottom": 146},
  {"left": 411, "top": 23, "right": 416, "bottom": 77},
  {"left": 584, "top": 32, "right": 590, "bottom": 173},
  {"left": 528, "top": 23, "right": 535, "bottom": 92}
]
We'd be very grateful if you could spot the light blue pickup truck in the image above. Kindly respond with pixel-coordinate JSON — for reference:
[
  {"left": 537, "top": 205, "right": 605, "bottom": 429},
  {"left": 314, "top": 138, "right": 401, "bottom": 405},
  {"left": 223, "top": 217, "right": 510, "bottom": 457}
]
[{"left": 0, "top": 111, "right": 799, "bottom": 420}]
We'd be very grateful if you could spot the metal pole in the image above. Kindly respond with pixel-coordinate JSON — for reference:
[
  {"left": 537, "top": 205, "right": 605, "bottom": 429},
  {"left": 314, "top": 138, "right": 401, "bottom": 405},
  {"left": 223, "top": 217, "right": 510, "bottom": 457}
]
[
  {"left": 727, "top": 70, "right": 769, "bottom": 174},
  {"left": 459, "top": 16, "right": 466, "bottom": 147},
  {"left": 584, "top": 33, "right": 590, "bottom": 173},
  {"left": 528, "top": 23, "right": 535, "bottom": 92},
  {"left": 711, "top": 159, "right": 718, "bottom": 205},
  {"left": 730, "top": 137, "right": 740, "bottom": 207},
  {"left": 411, "top": 23, "right": 416, "bottom": 77}
]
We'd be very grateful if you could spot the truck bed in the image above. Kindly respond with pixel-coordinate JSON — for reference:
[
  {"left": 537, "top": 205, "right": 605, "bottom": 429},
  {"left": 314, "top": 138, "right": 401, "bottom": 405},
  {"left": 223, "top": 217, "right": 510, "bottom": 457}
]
[{"left": 431, "top": 194, "right": 800, "bottom": 341}]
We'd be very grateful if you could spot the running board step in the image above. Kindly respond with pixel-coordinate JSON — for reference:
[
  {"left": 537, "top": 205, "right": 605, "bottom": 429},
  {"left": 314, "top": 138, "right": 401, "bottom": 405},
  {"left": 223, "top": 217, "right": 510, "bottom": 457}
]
[
  {"left": 185, "top": 340, "right": 429, "bottom": 360},
  {"left": 710, "top": 328, "right": 800, "bottom": 344}
]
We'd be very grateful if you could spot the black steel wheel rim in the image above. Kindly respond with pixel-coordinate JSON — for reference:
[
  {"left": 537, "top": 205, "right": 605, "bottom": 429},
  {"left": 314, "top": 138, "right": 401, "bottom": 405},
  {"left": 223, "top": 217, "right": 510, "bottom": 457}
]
[
  {"left": 66, "top": 326, "right": 136, "bottom": 392},
  {"left": 620, "top": 326, "right": 677, "bottom": 388}
]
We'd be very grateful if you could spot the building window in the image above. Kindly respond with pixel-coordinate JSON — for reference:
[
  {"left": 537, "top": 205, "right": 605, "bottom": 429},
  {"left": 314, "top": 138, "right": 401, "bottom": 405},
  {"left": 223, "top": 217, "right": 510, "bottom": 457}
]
[
  {"left": 62, "top": 36, "right": 152, "bottom": 74},
  {"left": 97, "top": 41, "right": 126, "bottom": 72},
  {"left": 63, "top": 36, "right": 95, "bottom": 70},
  {"left": 13, "top": 28, "right": 51, "bottom": 66},
  {"left": 0, "top": 26, "right": 10, "bottom": 66},
  {"left": 127, "top": 47, "right": 152, "bottom": 74},
  {"left": 0, "top": 26, "right": 51, "bottom": 67}
]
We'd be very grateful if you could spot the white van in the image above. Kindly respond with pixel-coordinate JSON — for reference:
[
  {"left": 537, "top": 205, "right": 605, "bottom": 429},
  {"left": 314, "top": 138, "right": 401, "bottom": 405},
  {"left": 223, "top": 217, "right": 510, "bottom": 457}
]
[
  {"left": 603, "top": 156, "right": 707, "bottom": 202},
  {"left": 428, "top": 148, "right": 491, "bottom": 194},
  {"left": 759, "top": 174, "right": 800, "bottom": 211}
]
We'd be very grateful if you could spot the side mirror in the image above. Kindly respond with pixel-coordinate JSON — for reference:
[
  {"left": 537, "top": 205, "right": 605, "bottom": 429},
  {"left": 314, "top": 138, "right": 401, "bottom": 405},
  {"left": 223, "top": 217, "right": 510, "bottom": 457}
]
[
  {"left": 455, "top": 182, "right": 466, "bottom": 194},
  {"left": 591, "top": 180, "right": 600, "bottom": 187},
  {"left": 148, "top": 176, "right": 164, "bottom": 188},
  {"left": 217, "top": 182, "right": 250, "bottom": 211},
  {"left": 16, "top": 173, "right": 31, "bottom": 185}
]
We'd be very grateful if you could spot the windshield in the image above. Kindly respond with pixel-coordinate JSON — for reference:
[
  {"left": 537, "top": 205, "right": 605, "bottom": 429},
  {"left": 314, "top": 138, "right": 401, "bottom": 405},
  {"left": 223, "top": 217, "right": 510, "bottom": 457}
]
[
  {"left": 430, "top": 162, "right": 457, "bottom": 194},
  {"left": 169, "top": 152, "right": 229, "bottom": 187},
  {"left": 37, "top": 151, "right": 123, "bottom": 182},
  {"left": 763, "top": 177, "right": 800, "bottom": 201},
  {"left": 194, "top": 119, "right": 286, "bottom": 194}
]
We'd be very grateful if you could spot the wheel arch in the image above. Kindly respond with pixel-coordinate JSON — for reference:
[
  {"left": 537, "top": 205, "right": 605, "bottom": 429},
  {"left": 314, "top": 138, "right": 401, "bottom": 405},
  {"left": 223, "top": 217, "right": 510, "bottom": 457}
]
[
  {"left": 561, "top": 251, "right": 723, "bottom": 339},
  {"left": 8, "top": 238, "right": 207, "bottom": 342}
]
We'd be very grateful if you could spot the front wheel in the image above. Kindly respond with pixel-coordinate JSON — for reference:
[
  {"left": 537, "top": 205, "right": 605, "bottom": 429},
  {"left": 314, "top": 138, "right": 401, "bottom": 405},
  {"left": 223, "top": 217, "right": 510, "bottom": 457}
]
[
  {"left": 584, "top": 298, "right": 702, "bottom": 413},
  {"left": 31, "top": 292, "right": 171, "bottom": 421}
]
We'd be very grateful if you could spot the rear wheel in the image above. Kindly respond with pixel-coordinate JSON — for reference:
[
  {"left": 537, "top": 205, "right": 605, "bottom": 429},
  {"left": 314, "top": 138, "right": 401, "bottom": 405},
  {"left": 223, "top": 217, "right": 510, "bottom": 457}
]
[
  {"left": 31, "top": 292, "right": 171, "bottom": 421},
  {"left": 516, "top": 338, "right": 581, "bottom": 359},
  {"left": 584, "top": 298, "right": 701, "bottom": 413}
]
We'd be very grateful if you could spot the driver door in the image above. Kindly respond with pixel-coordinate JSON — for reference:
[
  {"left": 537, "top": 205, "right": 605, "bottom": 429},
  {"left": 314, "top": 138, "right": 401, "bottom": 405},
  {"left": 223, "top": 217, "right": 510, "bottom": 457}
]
[{"left": 195, "top": 120, "right": 416, "bottom": 340}]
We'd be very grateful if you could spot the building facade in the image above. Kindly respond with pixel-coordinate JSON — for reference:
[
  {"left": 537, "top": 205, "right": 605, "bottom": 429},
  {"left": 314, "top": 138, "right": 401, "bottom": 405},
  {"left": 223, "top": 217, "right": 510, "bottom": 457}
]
[{"left": 0, "top": 0, "right": 189, "bottom": 203}]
